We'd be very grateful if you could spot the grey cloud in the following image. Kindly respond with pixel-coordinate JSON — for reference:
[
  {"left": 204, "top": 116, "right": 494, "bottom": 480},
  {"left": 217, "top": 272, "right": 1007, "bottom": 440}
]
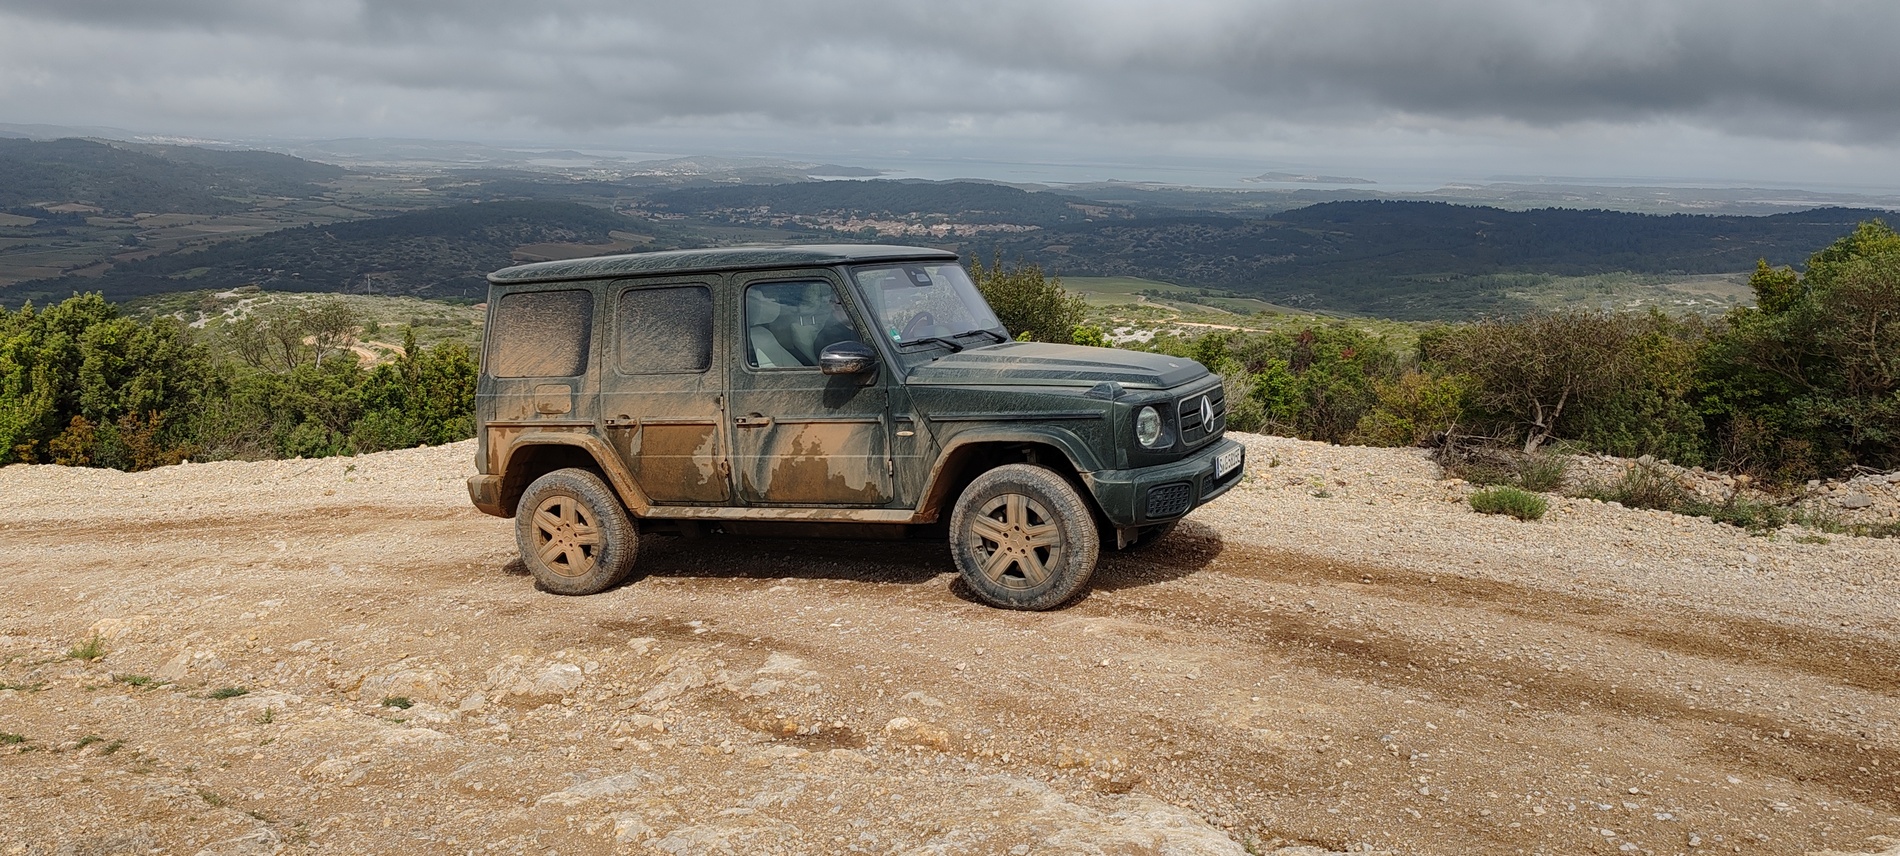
[{"left": 2, "top": 0, "right": 1898, "bottom": 147}]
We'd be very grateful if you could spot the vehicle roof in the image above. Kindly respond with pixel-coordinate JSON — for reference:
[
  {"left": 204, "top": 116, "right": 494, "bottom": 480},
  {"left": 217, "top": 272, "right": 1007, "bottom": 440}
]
[{"left": 487, "top": 244, "right": 961, "bottom": 285}]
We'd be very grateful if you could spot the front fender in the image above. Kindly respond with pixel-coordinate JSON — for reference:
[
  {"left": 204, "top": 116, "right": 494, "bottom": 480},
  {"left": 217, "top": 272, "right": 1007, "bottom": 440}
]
[{"left": 912, "top": 421, "right": 1108, "bottom": 522}]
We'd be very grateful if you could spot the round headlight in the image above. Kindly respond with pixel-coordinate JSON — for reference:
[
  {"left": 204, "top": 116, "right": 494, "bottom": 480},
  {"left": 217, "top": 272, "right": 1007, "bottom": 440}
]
[{"left": 1135, "top": 406, "right": 1163, "bottom": 447}]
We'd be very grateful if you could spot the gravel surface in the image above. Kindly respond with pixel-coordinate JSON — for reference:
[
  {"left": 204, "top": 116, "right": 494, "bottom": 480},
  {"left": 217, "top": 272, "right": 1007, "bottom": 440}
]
[{"left": 2, "top": 434, "right": 1898, "bottom": 855}]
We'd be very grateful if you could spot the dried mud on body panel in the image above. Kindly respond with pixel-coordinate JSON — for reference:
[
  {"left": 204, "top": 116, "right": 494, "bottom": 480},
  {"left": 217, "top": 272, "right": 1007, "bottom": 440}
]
[
  {"left": 737, "top": 418, "right": 890, "bottom": 506},
  {"left": 601, "top": 279, "right": 728, "bottom": 505},
  {"left": 614, "top": 419, "right": 729, "bottom": 504}
]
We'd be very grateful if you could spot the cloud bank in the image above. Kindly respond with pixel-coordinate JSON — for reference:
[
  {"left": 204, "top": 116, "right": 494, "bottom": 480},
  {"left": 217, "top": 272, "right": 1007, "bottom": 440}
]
[{"left": 3, "top": 1, "right": 1897, "bottom": 184}]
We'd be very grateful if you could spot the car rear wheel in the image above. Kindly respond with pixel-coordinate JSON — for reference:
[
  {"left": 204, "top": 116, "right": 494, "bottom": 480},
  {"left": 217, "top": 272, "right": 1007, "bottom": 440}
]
[
  {"left": 515, "top": 468, "right": 638, "bottom": 595},
  {"left": 949, "top": 464, "right": 1100, "bottom": 610}
]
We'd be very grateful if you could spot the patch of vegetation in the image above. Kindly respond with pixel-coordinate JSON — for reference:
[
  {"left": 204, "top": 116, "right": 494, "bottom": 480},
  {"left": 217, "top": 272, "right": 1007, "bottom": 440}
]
[
  {"left": 1469, "top": 486, "right": 1549, "bottom": 521},
  {"left": 75, "top": 735, "right": 105, "bottom": 749},
  {"left": 0, "top": 732, "right": 26, "bottom": 745},
  {"left": 67, "top": 635, "right": 107, "bottom": 662},
  {"left": 1578, "top": 464, "right": 1690, "bottom": 511},
  {"left": 1678, "top": 496, "right": 1790, "bottom": 535},
  {"left": 112, "top": 673, "right": 162, "bottom": 688},
  {"left": 197, "top": 789, "right": 227, "bottom": 807},
  {"left": 1, "top": 294, "right": 477, "bottom": 468},
  {"left": 99, "top": 739, "right": 124, "bottom": 756},
  {"left": 0, "top": 680, "right": 46, "bottom": 692},
  {"left": 380, "top": 696, "right": 414, "bottom": 710},
  {"left": 1436, "top": 446, "right": 1570, "bottom": 491},
  {"left": 206, "top": 686, "right": 250, "bottom": 700}
]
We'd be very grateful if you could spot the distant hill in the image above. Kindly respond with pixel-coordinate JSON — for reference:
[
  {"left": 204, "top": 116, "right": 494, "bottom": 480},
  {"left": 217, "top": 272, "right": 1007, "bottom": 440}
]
[
  {"left": 0, "top": 138, "right": 343, "bottom": 215},
  {"left": 12, "top": 200, "right": 661, "bottom": 303},
  {"left": 968, "top": 201, "right": 1890, "bottom": 318},
  {"left": 648, "top": 180, "right": 1131, "bottom": 227}
]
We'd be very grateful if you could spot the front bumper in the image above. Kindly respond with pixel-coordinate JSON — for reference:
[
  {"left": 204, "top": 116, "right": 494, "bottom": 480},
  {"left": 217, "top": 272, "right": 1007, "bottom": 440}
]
[{"left": 1081, "top": 437, "right": 1245, "bottom": 527}]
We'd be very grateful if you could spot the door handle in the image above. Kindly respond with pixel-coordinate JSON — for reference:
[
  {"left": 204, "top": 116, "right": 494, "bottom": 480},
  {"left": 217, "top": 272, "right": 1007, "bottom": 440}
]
[{"left": 735, "top": 415, "right": 773, "bottom": 428}]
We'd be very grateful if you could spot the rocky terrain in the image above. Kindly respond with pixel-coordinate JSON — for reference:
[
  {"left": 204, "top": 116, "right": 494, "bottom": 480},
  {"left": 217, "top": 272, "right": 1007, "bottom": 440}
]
[{"left": 2, "top": 434, "right": 1898, "bottom": 856}]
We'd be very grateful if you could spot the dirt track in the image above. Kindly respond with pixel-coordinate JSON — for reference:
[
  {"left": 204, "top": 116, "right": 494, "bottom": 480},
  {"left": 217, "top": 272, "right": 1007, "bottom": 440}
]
[{"left": 2, "top": 436, "right": 1898, "bottom": 855}]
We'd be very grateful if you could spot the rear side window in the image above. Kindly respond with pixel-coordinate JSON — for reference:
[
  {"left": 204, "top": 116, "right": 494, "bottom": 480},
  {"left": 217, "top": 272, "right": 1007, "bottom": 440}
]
[
  {"left": 616, "top": 285, "right": 712, "bottom": 374},
  {"left": 486, "top": 289, "right": 593, "bottom": 378}
]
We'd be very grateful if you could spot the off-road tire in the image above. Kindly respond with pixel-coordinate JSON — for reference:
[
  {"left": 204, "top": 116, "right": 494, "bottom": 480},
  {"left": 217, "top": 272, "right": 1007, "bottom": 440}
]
[
  {"left": 515, "top": 468, "right": 638, "bottom": 595},
  {"left": 950, "top": 464, "right": 1100, "bottom": 610}
]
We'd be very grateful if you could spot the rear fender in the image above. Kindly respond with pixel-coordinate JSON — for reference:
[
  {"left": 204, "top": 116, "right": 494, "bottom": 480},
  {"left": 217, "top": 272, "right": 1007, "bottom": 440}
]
[{"left": 495, "top": 432, "right": 651, "bottom": 517}]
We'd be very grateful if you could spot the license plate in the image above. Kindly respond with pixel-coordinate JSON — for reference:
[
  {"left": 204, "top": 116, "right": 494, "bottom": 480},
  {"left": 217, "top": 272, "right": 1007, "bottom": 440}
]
[{"left": 1214, "top": 446, "right": 1243, "bottom": 480}]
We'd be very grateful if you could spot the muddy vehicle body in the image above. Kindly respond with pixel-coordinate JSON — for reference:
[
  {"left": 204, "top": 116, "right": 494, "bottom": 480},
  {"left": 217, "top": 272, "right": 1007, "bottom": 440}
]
[{"left": 468, "top": 245, "right": 1244, "bottom": 609}]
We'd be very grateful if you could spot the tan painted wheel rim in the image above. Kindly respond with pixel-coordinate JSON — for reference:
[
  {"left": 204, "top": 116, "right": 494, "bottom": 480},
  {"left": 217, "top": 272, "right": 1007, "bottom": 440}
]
[
  {"left": 530, "top": 494, "right": 602, "bottom": 579},
  {"left": 967, "top": 493, "right": 1063, "bottom": 591}
]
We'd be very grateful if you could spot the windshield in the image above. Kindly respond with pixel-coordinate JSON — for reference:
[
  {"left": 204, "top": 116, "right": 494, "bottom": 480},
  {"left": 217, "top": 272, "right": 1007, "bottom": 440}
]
[{"left": 849, "top": 263, "right": 1004, "bottom": 346}]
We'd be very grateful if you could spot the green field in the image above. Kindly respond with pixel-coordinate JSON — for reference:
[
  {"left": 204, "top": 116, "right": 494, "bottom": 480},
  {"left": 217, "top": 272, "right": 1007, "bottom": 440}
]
[
  {"left": 126, "top": 288, "right": 486, "bottom": 361},
  {"left": 1501, "top": 271, "right": 1752, "bottom": 315}
]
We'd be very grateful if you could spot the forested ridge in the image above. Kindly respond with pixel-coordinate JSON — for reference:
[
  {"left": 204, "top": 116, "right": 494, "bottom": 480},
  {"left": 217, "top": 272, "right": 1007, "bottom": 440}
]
[
  {"left": 968, "top": 202, "right": 1886, "bottom": 317},
  {"left": 0, "top": 137, "right": 342, "bottom": 215},
  {"left": 12, "top": 200, "right": 661, "bottom": 303}
]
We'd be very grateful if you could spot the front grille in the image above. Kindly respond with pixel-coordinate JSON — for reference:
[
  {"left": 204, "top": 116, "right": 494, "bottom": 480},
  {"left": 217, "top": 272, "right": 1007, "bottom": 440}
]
[
  {"left": 1146, "top": 482, "right": 1193, "bottom": 519},
  {"left": 1177, "top": 387, "right": 1227, "bottom": 444}
]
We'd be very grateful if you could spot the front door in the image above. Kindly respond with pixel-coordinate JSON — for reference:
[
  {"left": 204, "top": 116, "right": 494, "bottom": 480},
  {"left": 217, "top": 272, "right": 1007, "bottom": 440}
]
[
  {"left": 598, "top": 278, "right": 732, "bottom": 505},
  {"left": 727, "top": 272, "right": 893, "bottom": 506}
]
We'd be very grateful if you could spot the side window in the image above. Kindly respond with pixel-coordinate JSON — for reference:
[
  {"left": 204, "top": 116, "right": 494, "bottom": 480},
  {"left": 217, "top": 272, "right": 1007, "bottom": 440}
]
[
  {"left": 616, "top": 285, "right": 712, "bottom": 374},
  {"left": 744, "top": 280, "right": 862, "bottom": 369},
  {"left": 485, "top": 289, "right": 593, "bottom": 378}
]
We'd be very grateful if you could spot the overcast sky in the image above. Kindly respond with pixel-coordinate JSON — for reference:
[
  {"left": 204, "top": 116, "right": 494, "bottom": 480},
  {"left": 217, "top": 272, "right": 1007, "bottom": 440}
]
[{"left": 4, "top": 0, "right": 1899, "bottom": 189}]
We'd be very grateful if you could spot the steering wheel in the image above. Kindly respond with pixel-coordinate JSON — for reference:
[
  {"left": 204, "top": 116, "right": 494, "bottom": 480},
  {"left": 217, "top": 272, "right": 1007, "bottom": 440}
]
[{"left": 901, "top": 311, "right": 936, "bottom": 340}]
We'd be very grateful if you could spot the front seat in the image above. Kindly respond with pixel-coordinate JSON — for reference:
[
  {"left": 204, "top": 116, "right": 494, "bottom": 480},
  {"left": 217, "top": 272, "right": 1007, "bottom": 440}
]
[{"left": 747, "top": 290, "right": 801, "bottom": 368}]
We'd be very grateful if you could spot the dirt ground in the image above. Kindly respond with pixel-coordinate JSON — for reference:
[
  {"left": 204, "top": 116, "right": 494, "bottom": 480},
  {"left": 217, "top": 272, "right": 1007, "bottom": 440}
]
[{"left": 2, "top": 436, "right": 1898, "bottom": 856}]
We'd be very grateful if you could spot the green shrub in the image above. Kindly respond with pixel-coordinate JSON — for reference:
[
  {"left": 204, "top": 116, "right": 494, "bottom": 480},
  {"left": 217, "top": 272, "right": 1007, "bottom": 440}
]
[
  {"left": 66, "top": 635, "right": 106, "bottom": 662},
  {"left": 1580, "top": 463, "right": 1687, "bottom": 511},
  {"left": 1469, "top": 486, "right": 1548, "bottom": 520},
  {"left": 1515, "top": 452, "right": 1570, "bottom": 492},
  {"left": 1678, "top": 496, "right": 1789, "bottom": 534}
]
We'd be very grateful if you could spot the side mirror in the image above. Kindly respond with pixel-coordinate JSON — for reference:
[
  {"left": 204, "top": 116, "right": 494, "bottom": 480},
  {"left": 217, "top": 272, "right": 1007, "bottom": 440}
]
[{"left": 819, "top": 341, "right": 878, "bottom": 375}]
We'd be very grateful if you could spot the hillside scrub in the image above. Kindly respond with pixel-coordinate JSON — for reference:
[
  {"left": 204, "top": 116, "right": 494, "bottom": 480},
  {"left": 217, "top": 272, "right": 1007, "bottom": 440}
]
[
  {"left": 1, "top": 295, "right": 474, "bottom": 469},
  {"left": 5, "top": 220, "right": 1895, "bottom": 480},
  {"left": 1145, "top": 219, "right": 1900, "bottom": 483}
]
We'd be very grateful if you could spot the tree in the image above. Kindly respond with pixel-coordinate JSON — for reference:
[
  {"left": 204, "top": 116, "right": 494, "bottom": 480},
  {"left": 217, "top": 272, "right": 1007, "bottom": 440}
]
[
  {"left": 304, "top": 299, "right": 359, "bottom": 367},
  {"left": 1698, "top": 220, "right": 1900, "bottom": 478},
  {"left": 968, "top": 255, "right": 1086, "bottom": 344},
  {"left": 1431, "top": 310, "right": 1640, "bottom": 453}
]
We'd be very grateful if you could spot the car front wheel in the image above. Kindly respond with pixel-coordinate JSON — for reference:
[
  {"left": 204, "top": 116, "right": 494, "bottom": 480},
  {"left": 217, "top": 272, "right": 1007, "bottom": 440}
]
[{"left": 949, "top": 464, "right": 1100, "bottom": 610}]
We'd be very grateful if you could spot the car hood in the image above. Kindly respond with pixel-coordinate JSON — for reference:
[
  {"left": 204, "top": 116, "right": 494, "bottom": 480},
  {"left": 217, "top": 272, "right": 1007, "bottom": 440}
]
[{"left": 903, "top": 342, "right": 1209, "bottom": 390}]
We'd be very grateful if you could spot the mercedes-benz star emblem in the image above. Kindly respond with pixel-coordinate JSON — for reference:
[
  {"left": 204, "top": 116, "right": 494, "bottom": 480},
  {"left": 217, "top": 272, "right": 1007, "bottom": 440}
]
[{"left": 1198, "top": 395, "right": 1215, "bottom": 427}]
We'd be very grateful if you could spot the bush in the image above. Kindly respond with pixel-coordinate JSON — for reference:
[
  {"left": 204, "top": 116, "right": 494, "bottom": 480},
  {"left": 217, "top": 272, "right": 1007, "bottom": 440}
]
[
  {"left": 1578, "top": 462, "right": 1689, "bottom": 511},
  {"left": 1354, "top": 369, "right": 1469, "bottom": 447},
  {"left": 1433, "top": 443, "right": 1567, "bottom": 491},
  {"left": 1678, "top": 496, "right": 1789, "bottom": 534},
  {"left": 2, "top": 295, "right": 475, "bottom": 468},
  {"left": 1697, "top": 221, "right": 1900, "bottom": 482},
  {"left": 1469, "top": 486, "right": 1548, "bottom": 520},
  {"left": 968, "top": 256, "right": 1085, "bottom": 344}
]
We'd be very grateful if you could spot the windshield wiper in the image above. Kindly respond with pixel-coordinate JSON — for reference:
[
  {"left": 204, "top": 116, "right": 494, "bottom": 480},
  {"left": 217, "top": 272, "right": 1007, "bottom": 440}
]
[
  {"left": 896, "top": 335, "right": 964, "bottom": 352},
  {"left": 955, "top": 328, "right": 1008, "bottom": 344}
]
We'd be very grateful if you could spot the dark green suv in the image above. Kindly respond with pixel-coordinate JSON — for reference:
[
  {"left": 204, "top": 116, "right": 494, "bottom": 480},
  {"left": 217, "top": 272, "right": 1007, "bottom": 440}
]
[{"left": 467, "top": 244, "right": 1243, "bottom": 609}]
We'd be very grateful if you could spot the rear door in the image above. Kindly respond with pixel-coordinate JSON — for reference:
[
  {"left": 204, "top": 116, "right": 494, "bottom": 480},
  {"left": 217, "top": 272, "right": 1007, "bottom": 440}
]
[
  {"left": 598, "top": 277, "right": 732, "bottom": 505},
  {"left": 725, "top": 270, "right": 893, "bottom": 506},
  {"left": 479, "top": 286, "right": 600, "bottom": 447}
]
